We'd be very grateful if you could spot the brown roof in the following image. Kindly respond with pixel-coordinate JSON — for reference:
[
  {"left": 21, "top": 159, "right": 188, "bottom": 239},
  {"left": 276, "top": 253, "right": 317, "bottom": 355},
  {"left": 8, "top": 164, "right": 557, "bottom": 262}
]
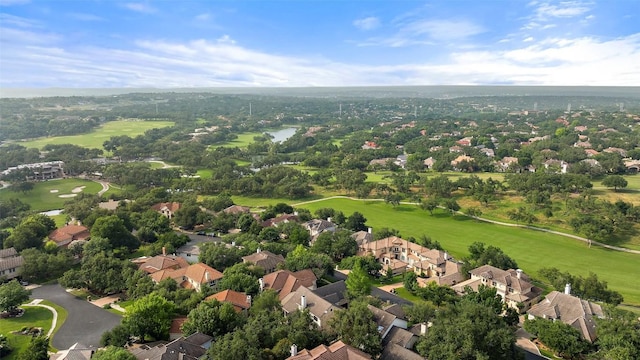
[
  {"left": 138, "top": 255, "right": 190, "bottom": 274},
  {"left": 169, "top": 316, "right": 188, "bottom": 335},
  {"left": 288, "top": 340, "right": 371, "bottom": 360},
  {"left": 149, "top": 268, "right": 187, "bottom": 283},
  {"left": 205, "top": 289, "right": 251, "bottom": 312},
  {"left": 48, "top": 225, "right": 90, "bottom": 245},
  {"left": 151, "top": 202, "right": 182, "bottom": 212},
  {"left": 263, "top": 270, "right": 317, "bottom": 300},
  {"left": 281, "top": 287, "right": 337, "bottom": 328},
  {"left": 0, "top": 247, "right": 18, "bottom": 258},
  {"left": 222, "top": 205, "right": 251, "bottom": 214},
  {"left": 469, "top": 265, "right": 536, "bottom": 295},
  {"left": 528, "top": 291, "right": 604, "bottom": 342},
  {"left": 184, "top": 263, "right": 223, "bottom": 284},
  {"left": 380, "top": 343, "right": 423, "bottom": 360},
  {"left": 242, "top": 250, "right": 285, "bottom": 272},
  {"left": 0, "top": 255, "right": 23, "bottom": 272},
  {"left": 262, "top": 213, "right": 299, "bottom": 227}
]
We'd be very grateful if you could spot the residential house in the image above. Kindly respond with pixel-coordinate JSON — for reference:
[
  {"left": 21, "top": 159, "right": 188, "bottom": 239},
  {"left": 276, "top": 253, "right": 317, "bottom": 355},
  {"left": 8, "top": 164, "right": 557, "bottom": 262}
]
[
  {"left": 423, "top": 157, "right": 436, "bottom": 170},
  {"left": 312, "top": 280, "right": 412, "bottom": 308},
  {"left": 496, "top": 157, "right": 519, "bottom": 172},
  {"left": 369, "top": 158, "right": 395, "bottom": 168},
  {"left": 480, "top": 148, "right": 495, "bottom": 158},
  {"left": 0, "top": 247, "right": 24, "bottom": 281},
  {"left": 602, "top": 147, "right": 627, "bottom": 157},
  {"left": 456, "top": 137, "right": 473, "bottom": 146},
  {"left": 261, "top": 269, "right": 318, "bottom": 300},
  {"left": 182, "top": 263, "right": 224, "bottom": 292},
  {"left": 287, "top": 340, "right": 371, "bottom": 360},
  {"left": 49, "top": 343, "right": 93, "bottom": 360},
  {"left": 281, "top": 287, "right": 339, "bottom": 329},
  {"left": 394, "top": 154, "right": 408, "bottom": 169},
  {"left": 451, "top": 155, "right": 475, "bottom": 170},
  {"left": 449, "top": 145, "right": 464, "bottom": 153},
  {"left": 358, "top": 237, "right": 464, "bottom": 286},
  {"left": 303, "top": 219, "right": 337, "bottom": 242},
  {"left": 206, "top": 289, "right": 252, "bottom": 312},
  {"left": 151, "top": 202, "right": 182, "bottom": 219},
  {"left": 527, "top": 286, "right": 604, "bottom": 342},
  {"left": 381, "top": 327, "right": 422, "bottom": 360},
  {"left": 368, "top": 305, "right": 408, "bottom": 340},
  {"left": 222, "top": 205, "right": 251, "bottom": 215},
  {"left": 625, "top": 159, "right": 640, "bottom": 173},
  {"left": 453, "top": 265, "right": 542, "bottom": 311},
  {"left": 362, "top": 141, "right": 380, "bottom": 150},
  {"left": 242, "top": 249, "right": 285, "bottom": 274},
  {"left": 574, "top": 141, "right": 592, "bottom": 148},
  {"left": 543, "top": 159, "right": 568, "bottom": 174},
  {"left": 262, "top": 213, "right": 299, "bottom": 227},
  {"left": 135, "top": 252, "right": 190, "bottom": 274},
  {"left": 351, "top": 229, "right": 373, "bottom": 246},
  {"left": 48, "top": 224, "right": 90, "bottom": 248},
  {"left": 129, "top": 332, "right": 213, "bottom": 360},
  {"left": 584, "top": 149, "right": 600, "bottom": 157}
]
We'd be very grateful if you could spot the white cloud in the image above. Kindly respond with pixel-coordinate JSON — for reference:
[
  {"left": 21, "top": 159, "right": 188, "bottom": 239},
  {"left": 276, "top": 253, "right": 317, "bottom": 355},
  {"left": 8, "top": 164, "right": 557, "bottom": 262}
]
[
  {"left": 123, "top": 2, "right": 157, "bottom": 14},
  {"left": 534, "top": 1, "right": 591, "bottom": 19},
  {"left": 0, "top": 13, "right": 40, "bottom": 28},
  {"left": 524, "top": 36, "right": 535, "bottom": 42},
  {"left": 195, "top": 13, "right": 211, "bottom": 21},
  {"left": 1, "top": 26, "right": 639, "bottom": 87},
  {"left": 353, "top": 16, "right": 380, "bottom": 31},
  {"left": 357, "top": 18, "right": 484, "bottom": 47}
]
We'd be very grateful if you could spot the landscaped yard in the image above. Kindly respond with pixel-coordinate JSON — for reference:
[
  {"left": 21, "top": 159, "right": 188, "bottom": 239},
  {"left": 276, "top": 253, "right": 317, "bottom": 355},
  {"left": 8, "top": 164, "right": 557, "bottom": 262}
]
[
  {"left": 14, "top": 119, "right": 175, "bottom": 150},
  {"left": 0, "top": 301, "right": 66, "bottom": 360},
  {"left": 0, "top": 178, "right": 102, "bottom": 212},
  {"left": 296, "top": 197, "right": 640, "bottom": 306}
]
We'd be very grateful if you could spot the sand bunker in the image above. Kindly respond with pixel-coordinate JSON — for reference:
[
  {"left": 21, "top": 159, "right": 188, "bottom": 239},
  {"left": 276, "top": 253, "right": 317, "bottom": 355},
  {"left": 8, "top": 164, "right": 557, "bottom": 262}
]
[
  {"left": 50, "top": 189, "right": 59, "bottom": 193},
  {"left": 58, "top": 194, "right": 78, "bottom": 198},
  {"left": 71, "top": 186, "right": 86, "bottom": 193}
]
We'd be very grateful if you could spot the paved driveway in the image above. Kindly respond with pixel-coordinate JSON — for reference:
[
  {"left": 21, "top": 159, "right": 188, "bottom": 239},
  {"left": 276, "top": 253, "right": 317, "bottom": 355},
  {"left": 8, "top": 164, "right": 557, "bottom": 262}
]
[{"left": 30, "top": 284, "right": 122, "bottom": 350}]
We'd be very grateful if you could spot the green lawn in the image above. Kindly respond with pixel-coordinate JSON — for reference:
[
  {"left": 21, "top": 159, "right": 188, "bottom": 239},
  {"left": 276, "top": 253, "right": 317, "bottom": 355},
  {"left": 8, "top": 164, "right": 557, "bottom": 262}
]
[
  {"left": 215, "top": 132, "right": 264, "bottom": 148},
  {"left": 296, "top": 198, "right": 640, "bottom": 306},
  {"left": 14, "top": 120, "right": 175, "bottom": 150},
  {"left": 0, "top": 178, "right": 102, "bottom": 211},
  {"left": 0, "top": 301, "right": 67, "bottom": 360}
]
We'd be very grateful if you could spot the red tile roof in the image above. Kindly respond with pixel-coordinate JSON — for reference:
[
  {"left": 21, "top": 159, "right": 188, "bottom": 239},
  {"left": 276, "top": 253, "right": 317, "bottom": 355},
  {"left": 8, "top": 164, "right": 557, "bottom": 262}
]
[{"left": 205, "top": 289, "right": 251, "bottom": 312}]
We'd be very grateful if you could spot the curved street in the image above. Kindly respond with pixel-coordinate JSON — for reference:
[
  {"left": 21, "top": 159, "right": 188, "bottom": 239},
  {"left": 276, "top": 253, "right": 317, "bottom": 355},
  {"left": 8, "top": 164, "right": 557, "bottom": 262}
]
[{"left": 29, "top": 284, "right": 122, "bottom": 350}]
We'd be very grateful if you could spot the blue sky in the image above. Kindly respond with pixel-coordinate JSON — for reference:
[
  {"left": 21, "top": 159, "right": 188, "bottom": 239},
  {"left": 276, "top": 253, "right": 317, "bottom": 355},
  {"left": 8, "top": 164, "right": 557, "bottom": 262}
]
[{"left": 1, "top": 0, "right": 639, "bottom": 87}]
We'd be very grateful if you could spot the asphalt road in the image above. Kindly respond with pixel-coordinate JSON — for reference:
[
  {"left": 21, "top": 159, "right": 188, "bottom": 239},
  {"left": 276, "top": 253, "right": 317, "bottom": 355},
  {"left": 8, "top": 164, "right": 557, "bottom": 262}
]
[{"left": 30, "top": 284, "right": 122, "bottom": 350}]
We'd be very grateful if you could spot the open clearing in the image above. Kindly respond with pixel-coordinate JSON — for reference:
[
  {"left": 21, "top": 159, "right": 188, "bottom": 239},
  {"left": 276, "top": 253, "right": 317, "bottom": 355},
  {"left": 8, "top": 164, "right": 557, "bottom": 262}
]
[
  {"left": 294, "top": 197, "right": 640, "bottom": 305},
  {"left": 0, "top": 179, "right": 101, "bottom": 211},
  {"left": 15, "top": 119, "right": 175, "bottom": 150}
]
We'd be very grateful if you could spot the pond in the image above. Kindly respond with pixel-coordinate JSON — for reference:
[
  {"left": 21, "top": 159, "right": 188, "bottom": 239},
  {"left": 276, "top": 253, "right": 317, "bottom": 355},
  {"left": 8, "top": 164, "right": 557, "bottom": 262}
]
[{"left": 267, "top": 127, "right": 297, "bottom": 142}]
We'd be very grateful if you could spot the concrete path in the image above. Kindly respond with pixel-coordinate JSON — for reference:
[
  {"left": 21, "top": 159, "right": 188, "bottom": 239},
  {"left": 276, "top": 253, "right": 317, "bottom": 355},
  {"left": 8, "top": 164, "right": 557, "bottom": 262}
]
[
  {"left": 292, "top": 196, "right": 640, "bottom": 255},
  {"left": 23, "top": 299, "right": 58, "bottom": 338},
  {"left": 90, "top": 295, "right": 126, "bottom": 313}
]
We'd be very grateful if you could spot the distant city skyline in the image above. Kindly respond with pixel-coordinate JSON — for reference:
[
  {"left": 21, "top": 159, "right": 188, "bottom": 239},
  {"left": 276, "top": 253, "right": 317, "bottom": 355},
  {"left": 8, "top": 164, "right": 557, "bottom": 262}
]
[{"left": 1, "top": 0, "right": 639, "bottom": 88}]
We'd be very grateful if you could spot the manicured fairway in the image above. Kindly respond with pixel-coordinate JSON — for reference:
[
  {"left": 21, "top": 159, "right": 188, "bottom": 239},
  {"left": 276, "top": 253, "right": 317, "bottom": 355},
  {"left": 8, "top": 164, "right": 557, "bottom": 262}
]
[
  {"left": 216, "top": 131, "right": 265, "bottom": 148},
  {"left": 296, "top": 198, "right": 640, "bottom": 305},
  {"left": 16, "top": 120, "right": 174, "bottom": 150},
  {"left": 0, "top": 178, "right": 102, "bottom": 211}
]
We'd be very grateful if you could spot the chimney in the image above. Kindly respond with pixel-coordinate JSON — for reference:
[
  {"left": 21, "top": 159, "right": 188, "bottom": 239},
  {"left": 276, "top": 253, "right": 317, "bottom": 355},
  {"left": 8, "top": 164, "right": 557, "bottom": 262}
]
[
  {"left": 367, "top": 227, "right": 372, "bottom": 234},
  {"left": 564, "top": 283, "right": 571, "bottom": 295},
  {"left": 443, "top": 252, "right": 448, "bottom": 260},
  {"left": 205, "top": 271, "right": 209, "bottom": 281},
  {"left": 327, "top": 217, "right": 332, "bottom": 223},
  {"left": 516, "top": 269, "right": 523, "bottom": 279},
  {"left": 294, "top": 211, "right": 299, "bottom": 216},
  {"left": 420, "top": 323, "right": 427, "bottom": 335},
  {"left": 300, "top": 295, "right": 307, "bottom": 309},
  {"left": 162, "top": 246, "right": 166, "bottom": 256},
  {"left": 257, "top": 247, "right": 261, "bottom": 253},
  {"left": 290, "top": 344, "right": 298, "bottom": 357},
  {"left": 259, "top": 278, "right": 265, "bottom": 292},
  {"left": 246, "top": 295, "right": 252, "bottom": 305}
]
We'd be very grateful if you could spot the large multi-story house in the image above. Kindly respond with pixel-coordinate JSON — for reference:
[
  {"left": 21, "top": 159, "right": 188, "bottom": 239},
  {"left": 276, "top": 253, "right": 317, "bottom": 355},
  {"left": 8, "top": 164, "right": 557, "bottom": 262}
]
[
  {"left": 48, "top": 224, "right": 90, "bottom": 248},
  {"left": 242, "top": 249, "right": 285, "bottom": 274},
  {"left": 1, "top": 160, "right": 64, "bottom": 180},
  {"left": 0, "top": 247, "right": 24, "bottom": 281},
  {"left": 358, "top": 237, "right": 464, "bottom": 286},
  {"left": 150, "top": 202, "right": 182, "bottom": 219},
  {"left": 134, "top": 251, "right": 223, "bottom": 292},
  {"left": 527, "top": 285, "right": 604, "bottom": 342},
  {"left": 453, "top": 265, "right": 542, "bottom": 311}
]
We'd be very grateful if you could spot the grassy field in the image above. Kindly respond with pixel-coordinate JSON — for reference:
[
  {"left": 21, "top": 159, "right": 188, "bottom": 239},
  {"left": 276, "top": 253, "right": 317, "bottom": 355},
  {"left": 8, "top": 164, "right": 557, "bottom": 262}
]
[
  {"left": 14, "top": 120, "right": 175, "bottom": 150},
  {"left": 0, "top": 178, "right": 102, "bottom": 211},
  {"left": 0, "top": 300, "right": 66, "bottom": 359},
  {"left": 295, "top": 197, "right": 640, "bottom": 305},
  {"left": 215, "top": 132, "right": 265, "bottom": 148}
]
